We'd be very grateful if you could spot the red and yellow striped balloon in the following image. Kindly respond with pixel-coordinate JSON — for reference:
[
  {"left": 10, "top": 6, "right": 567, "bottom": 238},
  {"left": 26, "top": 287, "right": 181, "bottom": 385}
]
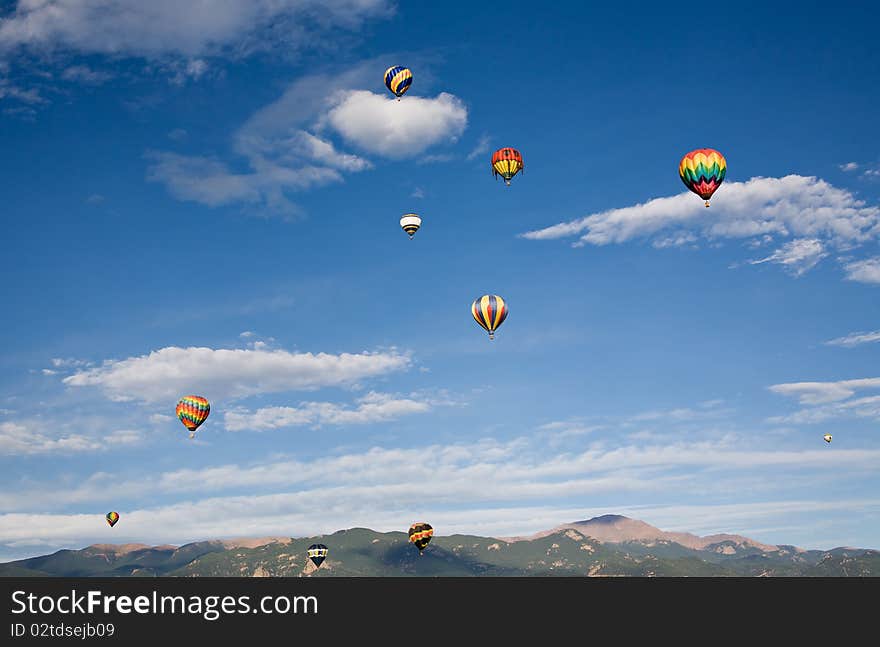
[
  {"left": 491, "top": 147, "right": 523, "bottom": 186},
  {"left": 176, "top": 395, "right": 210, "bottom": 437},
  {"left": 472, "top": 295, "right": 508, "bottom": 340}
]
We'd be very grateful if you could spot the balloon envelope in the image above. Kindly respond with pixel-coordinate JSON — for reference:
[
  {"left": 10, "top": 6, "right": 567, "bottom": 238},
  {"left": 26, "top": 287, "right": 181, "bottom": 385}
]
[
  {"left": 400, "top": 214, "right": 421, "bottom": 238},
  {"left": 491, "top": 147, "right": 523, "bottom": 185},
  {"left": 384, "top": 66, "right": 412, "bottom": 98},
  {"left": 679, "top": 148, "right": 726, "bottom": 205},
  {"left": 472, "top": 295, "right": 509, "bottom": 340},
  {"left": 408, "top": 522, "right": 433, "bottom": 552},
  {"left": 307, "top": 544, "right": 328, "bottom": 568},
  {"left": 106, "top": 511, "right": 119, "bottom": 527},
  {"left": 176, "top": 395, "right": 210, "bottom": 435}
]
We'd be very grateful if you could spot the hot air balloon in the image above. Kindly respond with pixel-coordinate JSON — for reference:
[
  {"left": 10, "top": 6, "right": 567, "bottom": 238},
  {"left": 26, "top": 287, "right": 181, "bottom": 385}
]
[
  {"left": 307, "top": 544, "right": 328, "bottom": 569},
  {"left": 824, "top": 433, "right": 833, "bottom": 443},
  {"left": 176, "top": 395, "right": 210, "bottom": 439},
  {"left": 491, "top": 147, "right": 523, "bottom": 186},
  {"left": 106, "top": 511, "right": 119, "bottom": 527},
  {"left": 408, "top": 522, "right": 433, "bottom": 554},
  {"left": 384, "top": 65, "right": 412, "bottom": 100},
  {"left": 679, "top": 148, "right": 726, "bottom": 207},
  {"left": 472, "top": 295, "right": 508, "bottom": 340},
  {"left": 400, "top": 213, "right": 421, "bottom": 239}
]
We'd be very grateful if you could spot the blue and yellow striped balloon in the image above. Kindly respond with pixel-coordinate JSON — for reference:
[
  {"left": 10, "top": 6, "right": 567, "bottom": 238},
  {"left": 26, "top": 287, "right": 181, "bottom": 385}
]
[
  {"left": 384, "top": 65, "right": 412, "bottom": 99},
  {"left": 471, "top": 295, "right": 508, "bottom": 340}
]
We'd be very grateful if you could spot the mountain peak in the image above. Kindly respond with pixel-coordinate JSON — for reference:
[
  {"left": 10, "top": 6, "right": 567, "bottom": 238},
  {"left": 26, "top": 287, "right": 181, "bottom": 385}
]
[{"left": 576, "top": 514, "right": 632, "bottom": 524}]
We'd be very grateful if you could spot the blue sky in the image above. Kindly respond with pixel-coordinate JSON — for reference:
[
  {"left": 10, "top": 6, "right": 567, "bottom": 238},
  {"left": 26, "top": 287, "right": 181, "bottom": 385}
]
[{"left": 1, "top": 1, "right": 879, "bottom": 560}]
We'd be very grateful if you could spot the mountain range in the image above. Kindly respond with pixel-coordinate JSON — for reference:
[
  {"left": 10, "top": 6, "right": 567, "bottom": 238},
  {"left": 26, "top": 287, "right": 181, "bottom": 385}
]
[{"left": 2, "top": 515, "right": 877, "bottom": 577}]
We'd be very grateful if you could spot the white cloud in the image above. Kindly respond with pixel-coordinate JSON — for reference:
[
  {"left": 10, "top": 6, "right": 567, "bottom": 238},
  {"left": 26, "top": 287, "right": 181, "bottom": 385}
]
[
  {"left": 167, "top": 128, "right": 187, "bottom": 141},
  {"left": 0, "top": 1, "right": 392, "bottom": 58},
  {"left": 844, "top": 257, "right": 880, "bottom": 284},
  {"left": 0, "top": 421, "right": 140, "bottom": 456},
  {"left": 224, "top": 391, "right": 431, "bottom": 431},
  {"left": 60, "top": 65, "right": 112, "bottom": 84},
  {"left": 825, "top": 330, "right": 880, "bottom": 347},
  {"left": 411, "top": 187, "right": 425, "bottom": 199},
  {"left": 168, "top": 58, "right": 210, "bottom": 86},
  {"left": 769, "top": 377, "right": 880, "bottom": 405},
  {"left": 325, "top": 90, "right": 467, "bottom": 158},
  {"left": 466, "top": 134, "right": 491, "bottom": 161},
  {"left": 4, "top": 434, "right": 880, "bottom": 549},
  {"left": 749, "top": 238, "right": 828, "bottom": 276},
  {"left": 145, "top": 150, "right": 340, "bottom": 216},
  {"left": 292, "top": 131, "right": 372, "bottom": 172},
  {"left": 147, "top": 64, "right": 468, "bottom": 216},
  {"left": 0, "top": 77, "right": 44, "bottom": 103},
  {"left": 840, "top": 162, "right": 859, "bottom": 172},
  {"left": 520, "top": 175, "right": 880, "bottom": 276},
  {"left": 63, "top": 345, "right": 411, "bottom": 403},
  {"left": 523, "top": 175, "right": 880, "bottom": 246},
  {"left": 766, "top": 395, "right": 880, "bottom": 425}
]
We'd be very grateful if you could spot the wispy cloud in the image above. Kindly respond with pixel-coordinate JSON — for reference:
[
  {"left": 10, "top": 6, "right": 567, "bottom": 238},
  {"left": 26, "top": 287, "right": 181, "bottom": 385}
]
[
  {"left": 60, "top": 65, "right": 112, "bottom": 84},
  {"left": 145, "top": 150, "right": 340, "bottom": 218},
  {"left": 769, "top": 377, "right": 880, "bottom": 405},
  {"left": 844, "top": 257, "right": 880, "bottom": 284},
  {"left": 825, "top": 330, "right": 880, "bottom": 347},
  {"left": 766, "top": 395, "right": 880, "bottom": 425},
  {"left": 0, "top": 1, "right": 393, "bottom": 60},
  {"left": 839, "top": 162, "right": 859, "bottom": 172},
  {"left": 748, "top": 238, "right": 828, "bottom": 276},
  {"left": 466, "top": 134, "right": 491, "bottom": 161},
  {"left": 224, "top": 391, "right": 435, "bottom": 431},
  {"left": 0, "top": 421, "right": 142, "bottom": 456},
  {"left": 4, "top": 434, "right": 880, "bottom": 549}
]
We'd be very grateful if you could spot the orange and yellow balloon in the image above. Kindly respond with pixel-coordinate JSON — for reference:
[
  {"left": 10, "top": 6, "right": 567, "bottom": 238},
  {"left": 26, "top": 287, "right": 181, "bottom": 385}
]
[
  {"left": 679, "top": 148, "right": 726, "bottom": 207},
  {"left": 106, "top": 511, "right": 119, "bottom": 527}
]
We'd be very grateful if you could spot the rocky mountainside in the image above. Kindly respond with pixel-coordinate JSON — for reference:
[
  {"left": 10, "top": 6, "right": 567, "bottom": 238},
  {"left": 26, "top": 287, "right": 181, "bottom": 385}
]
[{"left": 2, "top": 516, "right": 877, "bottom": 577}]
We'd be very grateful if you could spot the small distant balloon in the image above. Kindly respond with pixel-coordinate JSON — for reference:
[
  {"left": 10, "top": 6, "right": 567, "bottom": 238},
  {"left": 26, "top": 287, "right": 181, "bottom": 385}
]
[
  {"left": 308, "top": 544, "right": 328, "bottom": 569},
  {"left": 679, "top": 148, "right": 726, "bottom": 207},
  {"left": 408, "top": 522, "right": 433, "bottom": 554},
  {"left": 472, "top": 294, "right": 508, "bottom": 340},
  {"left": 824, "top": 433, "right": 832, "bottom": 443},
  {"left": 384, "top": 65, "right": 412, "bottom": 99},
  {"left": 400, "top": 213, "right": 421, "bottom": 239},
  {"left": 176, "top": 395, "right": 210, "bottom": 439},
  {"left": 106, "top": 511, "right": 120, "bottom": 527},
  {"left": 491, "top": 147, "right": 523, "bottom": 186}
]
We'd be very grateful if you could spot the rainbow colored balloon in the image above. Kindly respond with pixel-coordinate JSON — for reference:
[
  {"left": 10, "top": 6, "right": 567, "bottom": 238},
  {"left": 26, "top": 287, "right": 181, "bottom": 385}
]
[
  {"left": 106, "top": 511, "right": 119, "bottom": 527},
  {"left": 176, "top": 395, "right": 210, "bottom": 438},
  {"left": 384, "top": 65, "right": 412, "bottom": 99},
  {"left": 679, "top": 148, "right": 726, "bottom": 207}
]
